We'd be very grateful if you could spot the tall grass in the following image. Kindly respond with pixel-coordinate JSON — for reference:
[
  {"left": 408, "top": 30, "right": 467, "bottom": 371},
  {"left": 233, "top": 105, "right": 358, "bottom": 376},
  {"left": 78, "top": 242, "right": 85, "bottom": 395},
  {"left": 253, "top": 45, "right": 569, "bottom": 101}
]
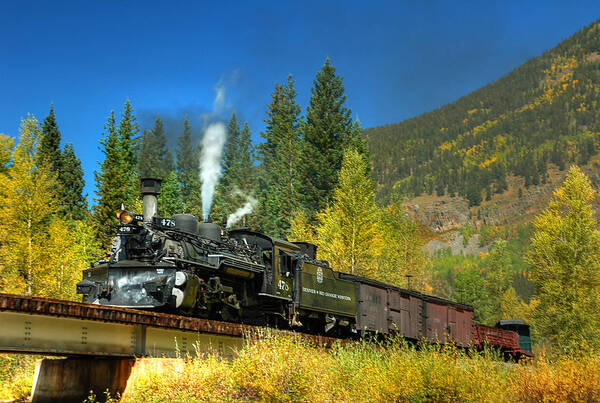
[
  {"left": 0, "top": 354, "right": 38, "bottom": 400},
  {"left": 1, "top": 335, "right": 597, "bottom": 402},
  {"left": 121, "top": 333, "right": 600, "bottom": 403}
]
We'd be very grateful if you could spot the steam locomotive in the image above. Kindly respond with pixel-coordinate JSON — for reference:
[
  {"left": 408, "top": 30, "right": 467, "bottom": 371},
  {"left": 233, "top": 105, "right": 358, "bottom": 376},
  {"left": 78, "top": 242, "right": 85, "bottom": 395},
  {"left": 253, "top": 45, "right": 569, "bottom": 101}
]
[{"left": 77, "top": 178, "right": 532, "bottom": 357}]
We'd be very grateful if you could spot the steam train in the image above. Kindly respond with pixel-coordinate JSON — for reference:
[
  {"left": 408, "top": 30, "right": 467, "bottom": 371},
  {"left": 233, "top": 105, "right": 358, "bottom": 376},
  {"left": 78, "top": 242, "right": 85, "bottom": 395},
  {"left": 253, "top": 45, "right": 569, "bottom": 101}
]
[{"left": 77, "top": 178, "right": 532, "bottom": 358}]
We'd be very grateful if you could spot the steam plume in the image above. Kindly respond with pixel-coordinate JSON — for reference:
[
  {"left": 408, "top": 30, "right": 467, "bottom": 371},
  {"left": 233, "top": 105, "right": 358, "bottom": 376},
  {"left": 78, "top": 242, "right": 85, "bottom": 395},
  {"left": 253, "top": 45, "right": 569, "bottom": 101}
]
[
  {"left": 200, "top": 122, "right": 226, "bottom": 221},
  {"left": 226, "top": 193, "right": 258, "bottom": 228}
]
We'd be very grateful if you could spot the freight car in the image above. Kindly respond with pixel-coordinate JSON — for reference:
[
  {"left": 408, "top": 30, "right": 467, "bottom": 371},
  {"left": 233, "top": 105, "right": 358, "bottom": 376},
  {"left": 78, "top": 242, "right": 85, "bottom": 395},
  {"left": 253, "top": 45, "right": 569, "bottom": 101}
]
[{"left": 77, "top": 178, "right": 532, "bottom": 357}]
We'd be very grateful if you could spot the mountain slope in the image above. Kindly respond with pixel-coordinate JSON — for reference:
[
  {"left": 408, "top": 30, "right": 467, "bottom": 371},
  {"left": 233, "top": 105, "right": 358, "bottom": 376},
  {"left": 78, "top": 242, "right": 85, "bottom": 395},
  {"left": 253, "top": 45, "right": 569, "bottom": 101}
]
[{"left": 366, "top": 20, "right": 600, "bottom": 206}]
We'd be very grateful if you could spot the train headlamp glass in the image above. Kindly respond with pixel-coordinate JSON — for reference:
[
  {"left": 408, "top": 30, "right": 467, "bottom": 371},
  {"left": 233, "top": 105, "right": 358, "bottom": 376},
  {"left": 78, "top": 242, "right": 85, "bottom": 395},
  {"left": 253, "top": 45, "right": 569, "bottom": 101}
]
[{"left": 116, "top": 209, "right": 133, "bottom": 224}]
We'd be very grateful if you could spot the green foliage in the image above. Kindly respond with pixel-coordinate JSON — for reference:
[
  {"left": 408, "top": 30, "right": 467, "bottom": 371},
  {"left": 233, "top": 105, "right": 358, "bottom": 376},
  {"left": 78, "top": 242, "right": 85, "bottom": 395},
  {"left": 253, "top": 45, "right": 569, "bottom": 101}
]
[
  {"left": 59, "top": 143, "right": 87, "bottom": 219},
  {"left": 38, "top": 104, "right": 62, "bottom": 171},
  {"left": 93, "top": 111, "right": 122, "bottom": 249},
  {"left": 366, "top": 20, "right": 600, "bottom": 205},
  {"left": 482, "top": 240, "right": 513, "bottom": 324},
  {"left": 454, "top": 265, "right": 489, "bottom": 322},
  {"left": 38, "top": 105, "right": 87, "bottom": 219},
  {"left": 175, "top": 117, "right": 201, "bottom": 213},
  {"left": 526, "top": 165, "right": 600, "bottom": 352},
  {"left": 301, "top": 58, "right": 354, "bottom": 214},
  {"left": 377, "top": 195, "right": 429, "bottom": 289},
  {"left": 138, "top": 116, "right": 174, "bottom": 179},
  {"left": 256, "top": 75, "right": 303, "bottom": 237},
  {"left": 118, "top": 100, "right": 140, "bottom": 209},
  {"left": 213, "top": 113, "right": 256, "bottom": 224},
  {"left": 94, "top": 101, "right": 141, "bottom": 249},
  {"left": 158, "top": 171, "right": 184, "bottom": 217}
]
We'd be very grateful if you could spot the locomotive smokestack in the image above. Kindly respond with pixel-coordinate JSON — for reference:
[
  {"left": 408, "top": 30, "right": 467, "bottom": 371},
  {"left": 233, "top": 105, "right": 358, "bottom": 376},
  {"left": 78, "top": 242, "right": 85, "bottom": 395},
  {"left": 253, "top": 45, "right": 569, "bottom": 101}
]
[{"left": 140, "top": 177, "right": 162, "bottom": 224}]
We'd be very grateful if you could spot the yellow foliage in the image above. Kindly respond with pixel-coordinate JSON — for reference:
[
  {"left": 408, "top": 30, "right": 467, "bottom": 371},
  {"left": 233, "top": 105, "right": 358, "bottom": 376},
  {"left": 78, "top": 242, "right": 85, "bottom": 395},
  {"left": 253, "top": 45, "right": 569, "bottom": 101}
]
[
  {"left": 89, "top": 335, "right": 600, "bottom": 403},
  {"left": 439, "top": 141, "right": 453, "bottom": 151}
]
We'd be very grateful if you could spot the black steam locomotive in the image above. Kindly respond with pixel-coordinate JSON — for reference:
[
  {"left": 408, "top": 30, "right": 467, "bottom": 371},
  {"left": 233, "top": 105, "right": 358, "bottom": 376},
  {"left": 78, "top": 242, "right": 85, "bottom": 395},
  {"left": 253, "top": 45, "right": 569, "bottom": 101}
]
[{"left": 77, "top": 178, "right": 532, "bottom": 355}]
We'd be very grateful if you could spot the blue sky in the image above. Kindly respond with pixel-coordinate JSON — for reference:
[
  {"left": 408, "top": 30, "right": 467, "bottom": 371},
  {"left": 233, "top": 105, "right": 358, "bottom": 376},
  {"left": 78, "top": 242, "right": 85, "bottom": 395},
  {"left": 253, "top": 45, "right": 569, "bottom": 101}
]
[{"left": 1, "top": 1, "right": 599, "bottom": 202}]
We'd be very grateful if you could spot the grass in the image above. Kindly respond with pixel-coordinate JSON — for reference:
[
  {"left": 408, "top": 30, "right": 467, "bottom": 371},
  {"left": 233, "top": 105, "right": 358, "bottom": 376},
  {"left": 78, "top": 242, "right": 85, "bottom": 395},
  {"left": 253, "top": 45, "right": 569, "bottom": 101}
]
[
  {"left": 120, "top": 333, "right": 600, "bottom": 403},
  {"left": 2, "top": 334, "right": 598, "bottom": 402},
  {"left": 0, "top": 354, "right": 39, "bottom": 401}
]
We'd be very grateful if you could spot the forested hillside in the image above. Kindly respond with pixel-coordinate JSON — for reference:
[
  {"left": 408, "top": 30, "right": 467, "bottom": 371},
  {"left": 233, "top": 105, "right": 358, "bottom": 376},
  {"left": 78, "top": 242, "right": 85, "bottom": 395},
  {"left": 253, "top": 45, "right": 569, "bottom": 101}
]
[{"left": 366, "top": 20, "right": 600, "bottom": 206}]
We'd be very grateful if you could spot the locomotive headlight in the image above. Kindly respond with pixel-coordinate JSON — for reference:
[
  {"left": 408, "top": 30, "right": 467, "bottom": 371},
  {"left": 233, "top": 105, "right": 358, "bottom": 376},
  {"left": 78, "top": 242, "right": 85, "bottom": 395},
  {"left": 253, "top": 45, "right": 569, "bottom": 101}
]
[{"left": 116, "top": 209, "right": 133, "bottom": 224}]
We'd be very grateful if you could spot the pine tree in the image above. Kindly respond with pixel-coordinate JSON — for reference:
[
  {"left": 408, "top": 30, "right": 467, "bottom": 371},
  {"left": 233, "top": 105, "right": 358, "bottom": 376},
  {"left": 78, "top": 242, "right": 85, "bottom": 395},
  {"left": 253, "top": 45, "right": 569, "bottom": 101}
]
[
  {"left": 94, "top": 111, "right": 124, "bottom": 249},
  {"left": 314, "top": 148, "right": 382, "bottom": 276},
  {"left": 222, "top": 113, "right": 241, "bottom": 189},
  {"left": 158, "top": 171, "right": 185, "bottom": 217},
  {"left": 257, "top": 75, "right": 303, "bottom": 237},
  {"left": 238, "top": 122, "right": 254, "bottom": 191},
  {"left": 176, "top": 117, "right": 201, "bottom": 213},
  {"left": 302, "top": 58, "right": 353, "bottom": 214},
  {"left": 213, "top": 114, "right": 256, "bottom": 224},
  {"left": 59, "top": 143, "right": 87, "bottom": 219},
  {"left": 37, "top": 105, "right": 88, "bottom": 219},
  {"left": 526, "top": 166, "right": 600, "bottom": 352},
  {"left": 211, "top": 113, "right": 241, "bottom": 221},
  {"left": 38, "top": 104, "right": 62, "bottom": 171},
  {"left": 138, "top": 116, "right": 174, "bottom": 179},
  {"left": 0, "top": 116, "right": 59, "bottom": 295},
  {"left": 118, "top": 100, "right": 140, "bottom": 207}
]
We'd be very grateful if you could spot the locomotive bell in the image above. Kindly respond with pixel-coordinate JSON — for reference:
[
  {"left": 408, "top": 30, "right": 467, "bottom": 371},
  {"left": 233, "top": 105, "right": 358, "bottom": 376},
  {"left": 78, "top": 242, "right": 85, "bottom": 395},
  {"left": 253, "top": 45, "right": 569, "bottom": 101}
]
[{"left": 140, "top": 177, "right": 162, "bottom": 223}]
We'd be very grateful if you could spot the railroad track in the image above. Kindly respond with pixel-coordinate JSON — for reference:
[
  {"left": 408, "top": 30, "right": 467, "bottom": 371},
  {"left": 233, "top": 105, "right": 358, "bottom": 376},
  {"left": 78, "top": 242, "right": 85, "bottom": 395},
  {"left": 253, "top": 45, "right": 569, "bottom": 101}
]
[{"left": 0, "top": 293, "right": 340, "bottom": 358}]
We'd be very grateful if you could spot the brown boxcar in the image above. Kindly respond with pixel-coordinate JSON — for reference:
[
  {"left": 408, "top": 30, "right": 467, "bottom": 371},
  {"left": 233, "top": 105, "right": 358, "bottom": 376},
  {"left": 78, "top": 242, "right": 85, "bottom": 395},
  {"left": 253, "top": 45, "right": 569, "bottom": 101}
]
[
  {"left": 339, "top": 273, "right": 473, "bottom": 346},
  {"left": 422, "top": 296, "right": 473, "bottom": 347}
]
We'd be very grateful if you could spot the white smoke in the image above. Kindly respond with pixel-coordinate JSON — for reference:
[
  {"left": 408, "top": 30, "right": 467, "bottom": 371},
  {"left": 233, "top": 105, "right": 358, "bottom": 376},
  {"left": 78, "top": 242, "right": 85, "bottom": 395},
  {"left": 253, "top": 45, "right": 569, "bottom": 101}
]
[
  {"left": 213, "top": 84, "right": 226, "bottom": 113},
  {"left": 226, "top": 193, "right": 258, "bottom": 228},
  {"left": 200, "top": 122, "right": 226, "bottom": 221}
]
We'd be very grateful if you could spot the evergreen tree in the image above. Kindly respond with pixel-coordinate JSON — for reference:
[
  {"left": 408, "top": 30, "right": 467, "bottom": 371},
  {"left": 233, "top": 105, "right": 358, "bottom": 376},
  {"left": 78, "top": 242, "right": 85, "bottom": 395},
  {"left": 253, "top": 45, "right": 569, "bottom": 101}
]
[
  {"left": 211, "top": 113, "right": 241, "bottom": 221},
  {"left": 222, "top": 113, "right": 241, "bottom": 189},
  {"left": 257, "top": 76, "right": 303, "bottom": 236},
  {"left": 213, "top": 114, "right": 256, "bottom": 224},
  {"left": 238, "top": 122, "right": 254, "bottom": 191},
  {"left": 138, "top": 116, "right": 174, "bottom": 179},
  {"left": 158, "top": 171, "right": 185, "bottom": 217},
  {"left": 94, "top": 111, "right": 124, "bottom": 249},
  {"left": 40, "top": 106, "right": 89, "bottom": 219},
  {"left": 314, "top": 148, "right": 382, "bottom": 277},
  {"left": 526, "top": 166, "right": 600, "bottom": 352},
  {"left": 118, "top": 100, "right": 140, "bottom": 207},
  {"left": 176, "top": 117, "right": 201, "bottom": 213},
  {"left": 302, "top": 58, "right": 354, "bottom": 214},
  {"left": 59, "top": 143, "right": 87, "bottom": 219},
  {"left": 38, "top": 104, "right": 62, "bottom": 171}
]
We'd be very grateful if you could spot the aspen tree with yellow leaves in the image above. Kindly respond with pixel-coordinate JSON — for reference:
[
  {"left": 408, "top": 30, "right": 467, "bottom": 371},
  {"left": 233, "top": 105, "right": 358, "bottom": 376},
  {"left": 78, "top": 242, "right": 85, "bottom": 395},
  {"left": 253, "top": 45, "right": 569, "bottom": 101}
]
[
  {"left": 0, "top": 116, "right": 59, "bottom": 295},
  {"left": 526, "top": 165, "right": 600, "bottom": 352},
  {"left": 313, "top": 148, "right": 383, "bottom": 277},
  {"left": 0, "top": 116, "right": 101, "bottom": 299}
]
